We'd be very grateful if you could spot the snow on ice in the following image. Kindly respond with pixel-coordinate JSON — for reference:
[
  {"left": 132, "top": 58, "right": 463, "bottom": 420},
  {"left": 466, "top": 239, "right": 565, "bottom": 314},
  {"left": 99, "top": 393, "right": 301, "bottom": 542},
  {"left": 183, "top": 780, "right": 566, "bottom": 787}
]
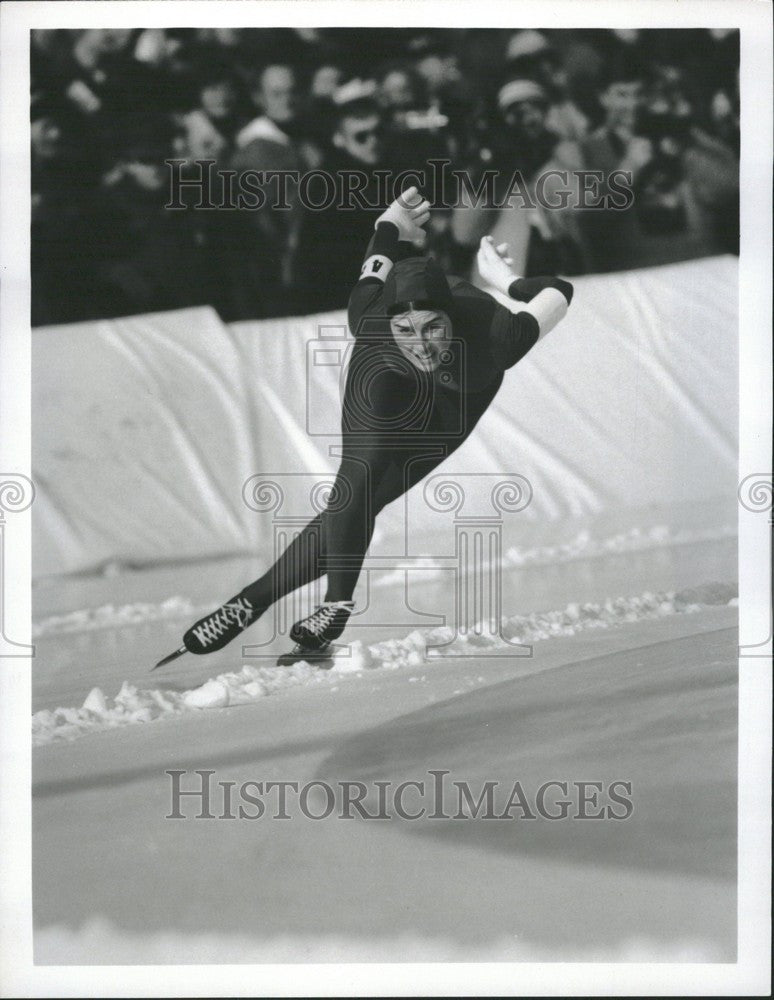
[{"left": 31, "top": 585, "right": 735, "bottom": 747}]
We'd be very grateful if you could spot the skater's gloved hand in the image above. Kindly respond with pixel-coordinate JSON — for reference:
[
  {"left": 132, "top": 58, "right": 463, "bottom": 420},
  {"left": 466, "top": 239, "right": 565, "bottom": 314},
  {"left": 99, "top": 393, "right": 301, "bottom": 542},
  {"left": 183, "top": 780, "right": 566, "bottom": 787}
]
[
  {"left": 375, "top": 186, "right": 431, "bottom": 248},
  {"left": 477, "top": 235, "right": 519, "bottom": 296}
]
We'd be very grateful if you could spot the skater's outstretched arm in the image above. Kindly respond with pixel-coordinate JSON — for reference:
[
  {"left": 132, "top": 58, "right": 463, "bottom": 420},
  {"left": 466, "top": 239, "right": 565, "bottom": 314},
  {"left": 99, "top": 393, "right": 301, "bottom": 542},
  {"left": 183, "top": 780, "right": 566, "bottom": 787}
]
[
  {"left": 348, "top": 187, "right": 431, "bottom": 328},
  {"left": 476, "top": 235, "right": 575, "bottom": 370}
]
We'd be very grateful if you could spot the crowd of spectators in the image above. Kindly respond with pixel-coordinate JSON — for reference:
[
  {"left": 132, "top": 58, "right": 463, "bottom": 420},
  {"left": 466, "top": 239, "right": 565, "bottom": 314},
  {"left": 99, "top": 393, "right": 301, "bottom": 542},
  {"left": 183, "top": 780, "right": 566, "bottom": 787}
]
[{"left": 31, "top": 27, "right": 739, "bottom": 325}]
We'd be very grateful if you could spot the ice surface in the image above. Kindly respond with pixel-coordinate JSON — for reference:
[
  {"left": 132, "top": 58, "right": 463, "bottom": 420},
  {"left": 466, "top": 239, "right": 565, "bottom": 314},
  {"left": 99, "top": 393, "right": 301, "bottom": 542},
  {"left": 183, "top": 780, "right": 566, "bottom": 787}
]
[
  {"left": 32, "top": 521, "right": 736, "bottom": 639},
  {"left": 375, "top": 522, "right": 736, "bottom": 586},
  {"left": 36, "top": 915, "right": 723, "bottom": 964},
  {"left": 31, "top": 585, "right": 733, "bottom": 746},
  {"left": 32, "top": 608, "right": 738, "bottom": 964}
]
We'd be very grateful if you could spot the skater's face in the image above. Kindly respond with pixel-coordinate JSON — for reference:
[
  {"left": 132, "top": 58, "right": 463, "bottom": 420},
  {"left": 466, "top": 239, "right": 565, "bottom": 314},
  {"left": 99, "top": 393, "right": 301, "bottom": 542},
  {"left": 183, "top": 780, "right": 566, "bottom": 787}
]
[{"left": 390, "top": 308, "right": 452, "bottom": 372}]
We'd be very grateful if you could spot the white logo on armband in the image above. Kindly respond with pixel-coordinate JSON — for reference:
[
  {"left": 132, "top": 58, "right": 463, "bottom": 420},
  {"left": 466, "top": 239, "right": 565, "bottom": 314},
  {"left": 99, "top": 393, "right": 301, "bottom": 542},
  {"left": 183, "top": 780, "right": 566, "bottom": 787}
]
[{"left": 360, "top": 254, "right": 393, "bottom": 282}]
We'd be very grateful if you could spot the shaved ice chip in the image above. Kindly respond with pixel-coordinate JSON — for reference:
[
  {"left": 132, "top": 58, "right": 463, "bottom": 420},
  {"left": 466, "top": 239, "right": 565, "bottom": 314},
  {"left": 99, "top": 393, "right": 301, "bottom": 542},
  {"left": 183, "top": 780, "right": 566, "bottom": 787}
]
[
  {"left": 183, "top": 680, "right": 229, "bottom": 709},
  {"left": 82, "top": 687, "right": 107, "bottom": 715},
  {"left": 332, "top": 640, "right": 371, "bottom": 673},
  {"left": 425, "top": 625, "right": 455, "bottom": 646},
  {"left": 403, "top": 630, "right": 427, "bottom": 653}
]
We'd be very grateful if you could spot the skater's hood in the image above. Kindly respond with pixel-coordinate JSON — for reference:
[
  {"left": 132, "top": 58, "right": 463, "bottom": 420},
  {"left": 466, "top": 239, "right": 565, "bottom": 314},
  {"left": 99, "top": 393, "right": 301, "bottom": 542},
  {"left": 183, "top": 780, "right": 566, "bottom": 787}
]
[{"left": 382, "top": 257, "right": 454, "bottom": 318}]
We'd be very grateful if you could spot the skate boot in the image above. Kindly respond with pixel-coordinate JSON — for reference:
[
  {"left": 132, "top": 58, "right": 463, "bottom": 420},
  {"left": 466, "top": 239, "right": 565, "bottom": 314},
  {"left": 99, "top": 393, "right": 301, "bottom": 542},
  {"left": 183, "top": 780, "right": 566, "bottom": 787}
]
[
  {"left": 153, "top": 593, "right": 262, "bottom": 669},
  {"left": 277, "top": 601, "right": 354, "bottom": 666}
]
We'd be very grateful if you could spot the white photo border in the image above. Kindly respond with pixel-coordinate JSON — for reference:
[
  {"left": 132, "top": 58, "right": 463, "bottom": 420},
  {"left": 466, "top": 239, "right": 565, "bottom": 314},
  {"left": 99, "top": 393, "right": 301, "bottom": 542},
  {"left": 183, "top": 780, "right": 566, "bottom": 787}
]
[{"left": 1, "top": 1, "right": 770, "bottom": 996}]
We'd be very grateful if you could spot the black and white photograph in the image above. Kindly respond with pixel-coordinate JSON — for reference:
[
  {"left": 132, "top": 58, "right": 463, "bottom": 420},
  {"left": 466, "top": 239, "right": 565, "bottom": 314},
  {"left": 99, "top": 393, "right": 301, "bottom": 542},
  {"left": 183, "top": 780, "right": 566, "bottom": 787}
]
[{"left": 0, "top": 1, "right": 771, "bottom": 996}]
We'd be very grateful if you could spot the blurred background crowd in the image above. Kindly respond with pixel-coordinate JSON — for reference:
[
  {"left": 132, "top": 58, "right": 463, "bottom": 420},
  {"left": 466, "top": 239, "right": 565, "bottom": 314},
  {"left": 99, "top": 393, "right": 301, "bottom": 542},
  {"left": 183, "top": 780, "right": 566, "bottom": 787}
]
[{"left": 31, "top": 27, "right": 739, "bottom": 325}]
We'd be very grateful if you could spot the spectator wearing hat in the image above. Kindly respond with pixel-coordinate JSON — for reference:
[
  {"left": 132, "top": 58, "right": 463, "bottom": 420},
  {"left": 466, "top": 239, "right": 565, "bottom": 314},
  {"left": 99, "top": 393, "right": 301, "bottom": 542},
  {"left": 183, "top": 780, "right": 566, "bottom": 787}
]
[
  {"left": 576, "top": 60, "right": 732, "bottom": 272},
  {"left": 505, "top": 30, "right": 589, "bottom": 142},
  {"left": 580, "top": 47, "right": 739, "bottom": 272},
  {"left": 452, "top": 77, "right": 587, "bottom": 282}
]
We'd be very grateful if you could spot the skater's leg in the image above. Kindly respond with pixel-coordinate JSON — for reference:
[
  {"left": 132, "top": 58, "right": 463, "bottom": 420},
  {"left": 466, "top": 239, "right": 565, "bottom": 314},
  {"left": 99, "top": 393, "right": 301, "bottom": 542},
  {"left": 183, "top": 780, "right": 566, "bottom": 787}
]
[
  {"left": 322, "top": 443, "right": 457, "bottom": 601},
  {"left": 237, "top": 451, "right": 401, "bottom": 608},
  {"left": 271, "top": 454, "right": 400, "bottom": 658},
  {"left": 321, "top": 449, "right": 395, "bottom": 602},
  {"left": 158, "top": 452, "right": 434, "bottom": 666},
  {"left": 323, "top": 373, "right": 506, "bottom": 600},
  {"left": 240, "top": 513, "right": 327, "bottom": 608},
  {"left": 238, "top": 451, "right": 403, "bottom": 609}
]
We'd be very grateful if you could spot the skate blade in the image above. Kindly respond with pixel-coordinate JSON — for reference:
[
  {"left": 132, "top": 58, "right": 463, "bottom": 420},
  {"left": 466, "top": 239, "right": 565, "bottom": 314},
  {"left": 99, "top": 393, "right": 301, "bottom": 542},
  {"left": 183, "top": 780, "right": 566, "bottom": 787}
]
[
  {"left": 151, "top": 645, "right": 187, "bottom": 671},
  {"left": 277, "top": 647, "right": 333, "bottom": 668}
]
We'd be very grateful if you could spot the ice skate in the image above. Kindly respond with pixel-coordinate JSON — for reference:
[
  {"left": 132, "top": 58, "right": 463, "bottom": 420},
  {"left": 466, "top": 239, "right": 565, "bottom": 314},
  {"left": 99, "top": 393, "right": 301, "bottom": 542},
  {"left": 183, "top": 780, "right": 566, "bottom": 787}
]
[
  {"left": 153, "top": 594, "right": 262, "bottom": 669},
  {"left": 276, "top": 601, "right": 354, "bottom": 666}
]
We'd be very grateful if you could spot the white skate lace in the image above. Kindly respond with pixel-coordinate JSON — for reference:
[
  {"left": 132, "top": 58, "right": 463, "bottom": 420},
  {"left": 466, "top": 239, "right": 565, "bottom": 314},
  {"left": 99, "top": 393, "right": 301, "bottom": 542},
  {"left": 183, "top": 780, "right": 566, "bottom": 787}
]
[
  {"left": 192, "top": 597, "right": 254, "bottom": 647},
  {"left": 302, "top": 602, "right": 354, "bottom": 637}
]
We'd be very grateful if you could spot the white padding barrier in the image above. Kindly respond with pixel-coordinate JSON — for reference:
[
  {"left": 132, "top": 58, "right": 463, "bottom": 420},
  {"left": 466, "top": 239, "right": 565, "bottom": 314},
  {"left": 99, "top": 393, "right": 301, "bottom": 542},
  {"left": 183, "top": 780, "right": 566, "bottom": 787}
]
[{"left": 33, "top": 257, "right": 737, "bottom": 578}]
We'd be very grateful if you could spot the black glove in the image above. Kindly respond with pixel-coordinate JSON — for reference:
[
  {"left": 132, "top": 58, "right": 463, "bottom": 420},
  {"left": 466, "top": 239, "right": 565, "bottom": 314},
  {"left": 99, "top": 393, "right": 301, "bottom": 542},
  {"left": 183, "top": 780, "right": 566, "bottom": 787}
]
[{"left": 366, "top": 221, "right": 424, "bottom": 264}]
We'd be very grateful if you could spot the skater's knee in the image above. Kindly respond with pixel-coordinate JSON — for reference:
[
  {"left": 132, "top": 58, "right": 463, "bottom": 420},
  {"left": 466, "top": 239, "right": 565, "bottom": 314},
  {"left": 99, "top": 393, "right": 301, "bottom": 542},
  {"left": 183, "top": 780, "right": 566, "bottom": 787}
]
[{"left": 331, "top": 455, "right": 382, "bottom": 510}]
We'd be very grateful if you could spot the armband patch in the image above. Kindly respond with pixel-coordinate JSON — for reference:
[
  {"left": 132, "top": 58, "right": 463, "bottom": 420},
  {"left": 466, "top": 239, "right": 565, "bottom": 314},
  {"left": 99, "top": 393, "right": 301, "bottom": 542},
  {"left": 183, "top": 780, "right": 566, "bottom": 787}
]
[{"left": 360, "top": 254, "right": 393, "bottom": 282}]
